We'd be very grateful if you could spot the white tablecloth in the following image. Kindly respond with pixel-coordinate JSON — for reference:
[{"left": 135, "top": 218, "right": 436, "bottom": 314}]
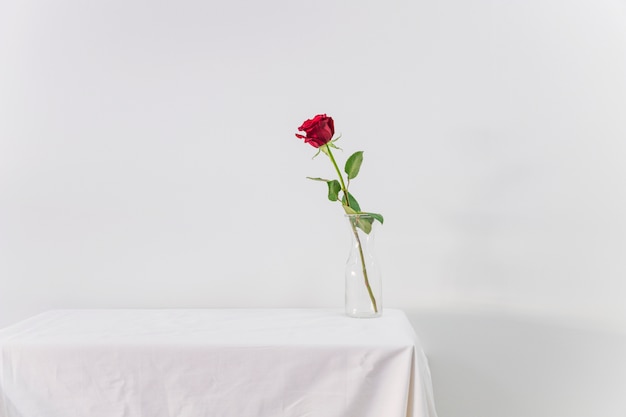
[{"left": 0, "top": 309, "right": 437, "bottom": 417}]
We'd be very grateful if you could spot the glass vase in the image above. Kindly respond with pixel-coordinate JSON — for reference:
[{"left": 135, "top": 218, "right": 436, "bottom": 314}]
[{"left": 345, "top": 214, "right": 382, "bottom": 318}]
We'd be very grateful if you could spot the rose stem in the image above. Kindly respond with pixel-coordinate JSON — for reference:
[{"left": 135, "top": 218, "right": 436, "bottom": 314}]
[
  {"left": 325, "top": 144, "right": 349, "bottom": 195},
  {"left": 324, "top": 145, "right": 378, "bottom": 313}
]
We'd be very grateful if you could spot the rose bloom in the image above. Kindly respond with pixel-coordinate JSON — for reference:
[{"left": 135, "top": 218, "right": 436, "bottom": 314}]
[{"left": 296, "top": 114, "right": 335, "bottom": 148}]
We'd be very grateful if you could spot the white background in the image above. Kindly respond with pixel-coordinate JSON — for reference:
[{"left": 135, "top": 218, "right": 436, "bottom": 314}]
[{"left": 1, "top": 0, "right": 626, "bottom": 416}]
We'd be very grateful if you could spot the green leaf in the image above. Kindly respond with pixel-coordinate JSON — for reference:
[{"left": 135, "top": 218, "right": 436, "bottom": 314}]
[
  {"left": 343, "top": 211, "right": 383, "bottom": 234},
  {"left": 306, "top": 177, "right": 333, "bottom": 182},
  {"left": 341, "top": 192, "right": 361, "bottom": 212},
  {"left": 344, "top": 151, "right": 364, "bottom": 180},
  {"left": 343, "top": 204, "right": 358, "bottom": 215},
  {"left": 327, "top": 180, "right": 341, "bottom": 201},
  {"left": 362, "top": 212, "right": 384, "bottom": 225},
  {"left": 343, "top": 208, "right": 375, "bottom": 234},
  {"left": 306, "top": 177, "right": 341, "bottom": 201},
  {"left": 356, "top": 216, "right": 373, "bottom": 234}
]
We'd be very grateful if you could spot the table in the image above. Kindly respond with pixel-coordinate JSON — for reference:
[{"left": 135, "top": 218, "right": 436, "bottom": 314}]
[{"left": 0, "top": 309, "right": 438, "bottom": 417}]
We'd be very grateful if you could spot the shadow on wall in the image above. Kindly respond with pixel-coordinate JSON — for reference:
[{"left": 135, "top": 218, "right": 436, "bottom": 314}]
[{"left": 405, "top": 308, "right": 626, "bottom": 417}]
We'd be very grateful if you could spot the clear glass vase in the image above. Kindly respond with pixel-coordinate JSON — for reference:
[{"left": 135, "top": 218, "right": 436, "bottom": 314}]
[{"left": 345, "top": 214, "right": 382, "bottom": 318}]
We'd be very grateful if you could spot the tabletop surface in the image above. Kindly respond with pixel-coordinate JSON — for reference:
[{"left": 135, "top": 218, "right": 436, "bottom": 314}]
[{"left": 0, "top": 308, "right": 420, "bottom": 346}]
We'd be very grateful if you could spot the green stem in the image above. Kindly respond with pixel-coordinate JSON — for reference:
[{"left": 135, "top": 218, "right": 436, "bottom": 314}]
[
  {"left": 324, "top": 145, "right": 378, "bottom": 313},
  {"left": 325, "top": 145, "right": 349, "bottom": 201}
]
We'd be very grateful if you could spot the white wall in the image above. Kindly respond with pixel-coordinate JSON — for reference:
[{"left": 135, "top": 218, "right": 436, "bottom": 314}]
[{"left": 1, "top": 0, "right": 626, "bottom": 415}]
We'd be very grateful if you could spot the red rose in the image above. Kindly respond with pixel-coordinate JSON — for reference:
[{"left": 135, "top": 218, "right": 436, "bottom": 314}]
[{"left": 295, "top": 114, "right": 335, "bottom": 148}]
